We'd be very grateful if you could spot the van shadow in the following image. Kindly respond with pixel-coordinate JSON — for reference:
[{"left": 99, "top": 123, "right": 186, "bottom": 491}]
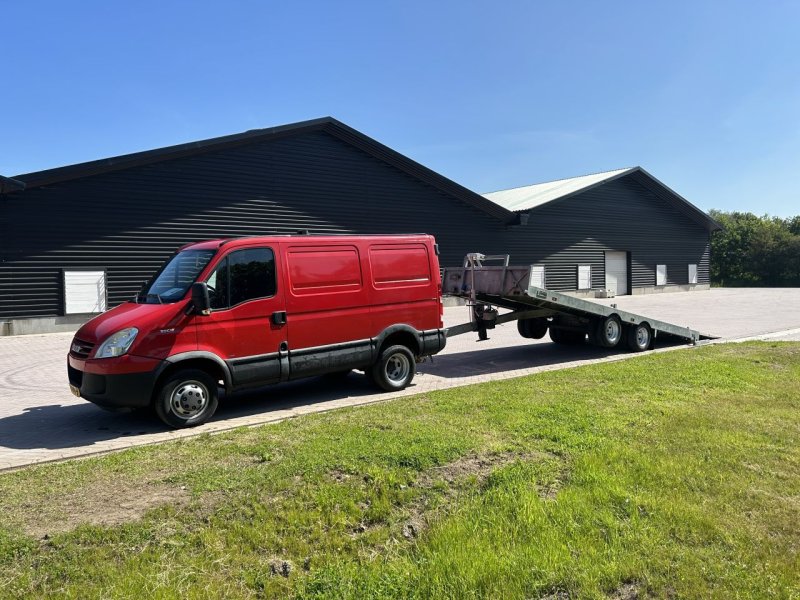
[
  {"left": 0, "top": 339, "right": 686, "bottom": 452},
  {"left": 0, "top": 376, "right": 379, "bottom": 451},
  {"left": 0, "top": 403, "right": 162, "bottom": 451}
]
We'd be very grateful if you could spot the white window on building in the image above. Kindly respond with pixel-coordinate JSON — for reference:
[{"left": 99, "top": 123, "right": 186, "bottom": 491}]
[
  {"left": 688, "top": 264, "right": 698, "bottom": 284},
  {"left": 578, "top": 265, "right": 592, "bottom": 290},
  {"left": 656, "top": 264, "right": 667, "bottom": 286},
  {"left": 64, "top": 270, "right": 107, "bottom": 314},
  {"left": 530, "top": 265, "right": 546, "bottom": 288}
]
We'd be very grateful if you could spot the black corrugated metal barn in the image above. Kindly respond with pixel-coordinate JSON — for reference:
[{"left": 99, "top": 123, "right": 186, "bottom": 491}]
[{"left": 0, "top": 117, "right": 720, "bottom": 333}]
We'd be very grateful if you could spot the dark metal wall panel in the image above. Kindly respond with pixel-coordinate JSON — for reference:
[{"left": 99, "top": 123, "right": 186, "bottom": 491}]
[
  {"left": 493, "top": 176, "right": 712, "bottom": 290},
  {"left": 0, "top": 131, "right": 508, "bottom": 319},
  {"left": 0, "top": 132, "right": 711, "bottom": 320}
]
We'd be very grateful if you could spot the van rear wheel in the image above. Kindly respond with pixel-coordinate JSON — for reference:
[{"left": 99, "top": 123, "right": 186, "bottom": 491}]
[
  {"left": 369, "top": 345, "right": 416, "bottom": 392},
  {"left": 154, "top": 369, "right": 219, "bottom": 429}
]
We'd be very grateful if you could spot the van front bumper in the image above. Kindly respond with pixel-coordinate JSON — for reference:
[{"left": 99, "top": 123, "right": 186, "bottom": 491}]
[{"left": 67, "top": 354, "right": 164, "bottom": 409}]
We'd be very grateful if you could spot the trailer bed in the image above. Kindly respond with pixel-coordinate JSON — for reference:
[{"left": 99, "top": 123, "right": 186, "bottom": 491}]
[{"left": 442, "top": 264, "right": 714, "bottom": 345}]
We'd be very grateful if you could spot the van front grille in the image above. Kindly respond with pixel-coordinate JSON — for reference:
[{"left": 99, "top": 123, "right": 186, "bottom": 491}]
[{"left": 70, "top": 337, "right": 95, "bottom": 359}]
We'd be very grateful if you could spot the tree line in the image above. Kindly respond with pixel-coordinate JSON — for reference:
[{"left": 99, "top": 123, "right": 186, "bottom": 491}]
[{"left": 710, "top": 210, "right": 800, "bottom": 286}]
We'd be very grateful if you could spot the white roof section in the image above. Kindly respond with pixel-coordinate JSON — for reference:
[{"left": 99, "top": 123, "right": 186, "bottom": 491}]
[{"left": 483, "top": 167, "right": 636, "bottom": 212}]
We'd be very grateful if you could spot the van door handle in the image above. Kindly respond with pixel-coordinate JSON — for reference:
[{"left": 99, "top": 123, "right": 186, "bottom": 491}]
[{"left": 271, "top": 311, "right": 287, "bottom": 326}]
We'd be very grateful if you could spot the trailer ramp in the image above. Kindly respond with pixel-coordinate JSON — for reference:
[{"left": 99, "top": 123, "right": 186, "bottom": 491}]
[{"left": 442, "top": 261, "right": 713, "bottom": 349}]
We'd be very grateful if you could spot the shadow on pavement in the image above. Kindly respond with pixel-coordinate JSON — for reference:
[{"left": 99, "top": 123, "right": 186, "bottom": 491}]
[
  {"left": 0, "top": 404, "right": 161, "bottom": 451},
  {"left": 427, "top": 342, "right": 609, "bottom": 376},
  {"left": 0, "top": 375, "right": 377, "bottom": 451}
]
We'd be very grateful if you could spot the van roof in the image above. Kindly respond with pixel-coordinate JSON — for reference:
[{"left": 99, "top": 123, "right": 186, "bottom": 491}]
[{"left": 179, "top": 233, "right": 434, "bottom": 252}]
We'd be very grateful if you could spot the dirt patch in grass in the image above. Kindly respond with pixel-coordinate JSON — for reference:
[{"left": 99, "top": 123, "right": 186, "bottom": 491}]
[
  {"left": 416, "top": 451, "right": 548, "bottom": 488},
  {"left": 399, "top": 450, "right": 560, "bottom": 539},
  {"left": 17, "top": 480, "right": 190, "bottom": 538},
  {"left": 609, "top": 582, "right": 643, "bottom": 599},
  {"left": 332, "top": 451, "right": 563, "bottom": 542}
]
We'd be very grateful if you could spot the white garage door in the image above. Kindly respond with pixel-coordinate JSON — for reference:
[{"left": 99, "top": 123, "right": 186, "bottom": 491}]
[{"left": 605, "top": 251, "right": 628, "bottom": 295}]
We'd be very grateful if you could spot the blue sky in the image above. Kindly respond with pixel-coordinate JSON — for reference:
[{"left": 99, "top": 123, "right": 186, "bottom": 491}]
[{"left": 2, "top": 1, "right": 798, "bottom": 216}]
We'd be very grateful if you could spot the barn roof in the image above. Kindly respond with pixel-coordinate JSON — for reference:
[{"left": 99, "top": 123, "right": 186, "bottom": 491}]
[
  {"left": 483, "top": 166, "right": 721, "bottom": 231},
  {"left": 0, "top": 175, "right": 25, "bottom": 194},
  {"left": 4, "top": 117, "right": 516, "bottom": 223}
]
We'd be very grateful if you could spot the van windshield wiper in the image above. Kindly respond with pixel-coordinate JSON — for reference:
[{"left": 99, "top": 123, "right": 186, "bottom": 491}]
[{"left": 145, "top": 292, "right": 164, "bottom": 304}]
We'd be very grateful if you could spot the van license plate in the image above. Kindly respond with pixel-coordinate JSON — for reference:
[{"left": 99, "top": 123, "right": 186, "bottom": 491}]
[{"left": 69, "top": 384, "right": 81, "bottom": 398}]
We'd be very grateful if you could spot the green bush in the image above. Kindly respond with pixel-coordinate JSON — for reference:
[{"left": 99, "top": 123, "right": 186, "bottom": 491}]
[{"left": 710, "top": 209, "right": 800, "bottom": 286}]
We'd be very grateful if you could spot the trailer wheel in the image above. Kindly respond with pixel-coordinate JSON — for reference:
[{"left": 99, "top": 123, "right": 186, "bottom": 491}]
[
  {"left": 549, "top": 327, "right": 565, "bottom": 344},
  {"left": 549, "top": 328, "right": 584, "bottom": 345},
  {"left": 571, "top": 331, "right": 587, "bottom": 344},
  {"left": 626, "top": 323, "right": 652, "bottom": 352},
  {"left": 564, "top": 330, "right": 586, "bottom": 345},
  {"left": 517, "top": 319, "right": 531, "bottom": 338},
  {"left": 517, "top": 318, "right": 548, "bottom": 339},
  {"left": 154, "top": 369, "right": 219, "bottom": 429},
  {"left": 369, "top": 345, "right": 416, "bottom": 391},
  {"left": 596, "top": 315, "right": 623, "bottom": 348},
  {"left": 528, "top": 318, "right": 548, "bottom": 339}
]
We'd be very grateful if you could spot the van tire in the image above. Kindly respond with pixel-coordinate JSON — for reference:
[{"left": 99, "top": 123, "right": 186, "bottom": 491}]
[
  {"left": 369, "top": 345, "right": 416, "bottom": 391},
  {"left": 154, "top": 369, "right": 219, "bottom": 429}
]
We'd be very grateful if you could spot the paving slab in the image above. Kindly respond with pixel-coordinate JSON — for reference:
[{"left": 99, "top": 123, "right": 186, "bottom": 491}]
[
  {"left": 0, "top": 288, "right": 798, "bottom": 471},
  {"left": 591, "top": 287, "right": 800, "bottom": 339}
]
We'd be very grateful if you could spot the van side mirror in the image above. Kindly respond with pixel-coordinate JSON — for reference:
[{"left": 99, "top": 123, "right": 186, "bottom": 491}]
[{"left": 191, "top": 282, "right": 211, "bottom": 315}]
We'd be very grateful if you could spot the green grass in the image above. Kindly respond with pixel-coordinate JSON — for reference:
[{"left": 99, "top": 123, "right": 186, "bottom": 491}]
[{"left": 1, "top": 342, "right": 799, "bottom": 599}]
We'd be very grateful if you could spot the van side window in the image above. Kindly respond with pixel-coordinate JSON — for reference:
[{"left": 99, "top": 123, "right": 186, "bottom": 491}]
[
  {"left": 230, "top": 248, "right": 276, "bottom": 305},
  {"left": 207, "top": 248, "right": 276, "bottom": 309},
  {"left": 207, "top": 261, "right": 229, "bottom": 310}
]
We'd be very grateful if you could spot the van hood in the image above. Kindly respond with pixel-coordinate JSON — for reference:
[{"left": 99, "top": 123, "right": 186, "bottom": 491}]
[{"left": 75, "top": 301, "right": 191, "bottom": 346}]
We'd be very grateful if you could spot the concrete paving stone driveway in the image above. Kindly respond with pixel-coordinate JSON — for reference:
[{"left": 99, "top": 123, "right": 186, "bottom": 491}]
[{"left": 0, "top": 288, "right": 798, "bottom": 471}]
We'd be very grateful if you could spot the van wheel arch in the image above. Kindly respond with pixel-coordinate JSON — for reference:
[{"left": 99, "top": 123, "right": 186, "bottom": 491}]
[
  {"left": 154, "top": 356, "right": 229, "bottom": 402},
  {"left": 375, "top": 326, "right": 421, "bottom": 357}
]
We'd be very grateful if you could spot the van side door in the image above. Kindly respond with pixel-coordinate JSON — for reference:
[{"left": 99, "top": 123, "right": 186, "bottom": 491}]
[
  {"left": 282, "top": 242, "right": 373, "bottom": 378},
  {"left": 195, "top": 246, "right": 287, "bottom": 388}
]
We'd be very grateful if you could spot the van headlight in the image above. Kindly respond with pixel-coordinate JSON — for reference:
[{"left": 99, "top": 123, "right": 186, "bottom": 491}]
[{"left": 95, "top": 328, "right": 139, "bottom": 358}]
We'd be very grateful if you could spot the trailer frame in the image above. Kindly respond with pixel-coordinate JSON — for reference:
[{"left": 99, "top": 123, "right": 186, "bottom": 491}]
[{"left": 442, "top": 259, "right": 712, "bottom": 351}]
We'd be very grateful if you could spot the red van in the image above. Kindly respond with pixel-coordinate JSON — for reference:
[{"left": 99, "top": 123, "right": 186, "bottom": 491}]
[{"left": 67, "top": 234, "right": 446, "bottom": 428}]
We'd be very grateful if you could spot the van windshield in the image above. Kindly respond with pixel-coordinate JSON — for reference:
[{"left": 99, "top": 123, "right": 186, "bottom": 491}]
[{"left": 138, "top": 249, "right": 216, "bottom": 303}]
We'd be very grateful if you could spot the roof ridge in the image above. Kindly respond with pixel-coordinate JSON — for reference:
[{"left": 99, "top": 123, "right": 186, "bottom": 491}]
[
  {"left": 4, "top": 116, "right": 517, "bottom": 224},
  {"left": 12, "top": 117, "right": 337, "bottom": 182},
  {"left": 484, "top": 166, "right": 636, "bottom": 195}
]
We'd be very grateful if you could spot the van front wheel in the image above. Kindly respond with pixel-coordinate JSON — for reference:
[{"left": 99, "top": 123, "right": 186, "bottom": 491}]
[
  {"left": 154, "top": 369, "right": 219, "bottom": 429},
  {"left": 369, "top": 345, "right": 416, "bottom": 392}
]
